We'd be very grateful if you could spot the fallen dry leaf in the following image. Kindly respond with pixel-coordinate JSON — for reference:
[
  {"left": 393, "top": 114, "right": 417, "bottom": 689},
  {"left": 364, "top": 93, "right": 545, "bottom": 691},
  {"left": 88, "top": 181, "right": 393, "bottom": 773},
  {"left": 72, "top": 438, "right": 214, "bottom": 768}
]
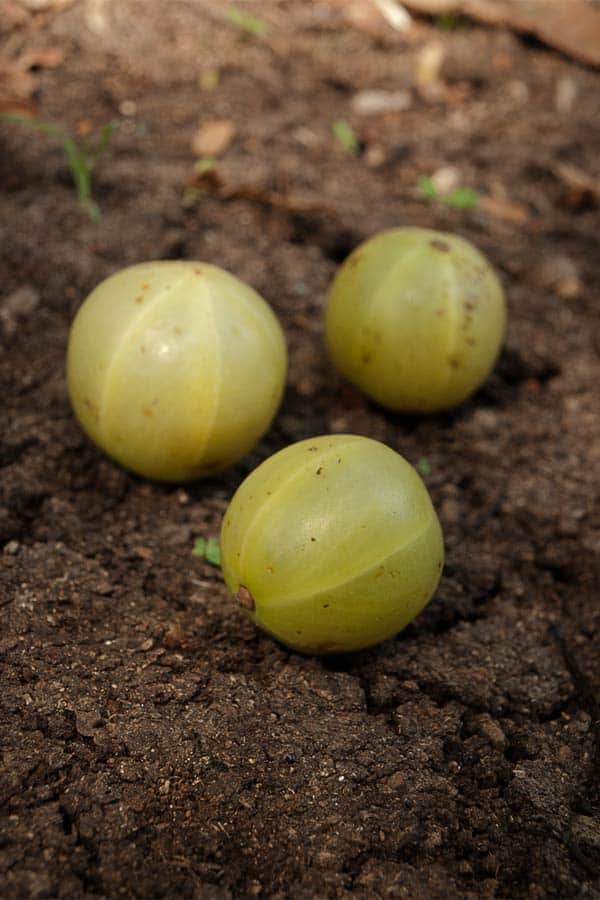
[
  {"left": 16, "top": 0, "right": 76, "bottom": 9},
  {"left": 553, "top": 161, "right": 599, "bottom": 211},
  {"left": 326, "top": 0, "right": 412, "bottom": 40},
  {"left": 20, "top": 47, "right": 65, "bottom": 69},
  {"left": 402, "top": 0, "right": 600, "bottom": 68},
  {"left": 0, "top": 0, "right": 31, "bottom": 28},
  {"left": 416, "top": 40, "right": 446, "bottom": 100},
  {"left": 478, "top": 195, "right": 530, "bottom": 225},
  {"left": 191, "top": 119, "right": 236, "bottom": 158},
  {"left": 530, "top": 255, "right": 582, "bottom": 300},
  {"left": 0, "top": 55, "right": 37, "bottom": 114},
  {"left": 351, "top": 88, "right": 412, "bottom": 114}
]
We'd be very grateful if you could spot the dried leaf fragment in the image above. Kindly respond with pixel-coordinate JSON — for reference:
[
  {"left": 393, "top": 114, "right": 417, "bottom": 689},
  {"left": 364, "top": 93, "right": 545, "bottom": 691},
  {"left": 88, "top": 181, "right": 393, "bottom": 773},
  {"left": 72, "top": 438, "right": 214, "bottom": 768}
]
[{"left": 191, "top": 119, "right": 236, "bottom": 158}]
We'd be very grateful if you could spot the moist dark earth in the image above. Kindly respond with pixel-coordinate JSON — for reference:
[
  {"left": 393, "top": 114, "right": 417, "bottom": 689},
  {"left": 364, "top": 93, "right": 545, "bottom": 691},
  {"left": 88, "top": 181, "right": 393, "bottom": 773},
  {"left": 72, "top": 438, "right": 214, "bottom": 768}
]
[{"left": 1, "top": 2, "right": 599, "bottom": 897}]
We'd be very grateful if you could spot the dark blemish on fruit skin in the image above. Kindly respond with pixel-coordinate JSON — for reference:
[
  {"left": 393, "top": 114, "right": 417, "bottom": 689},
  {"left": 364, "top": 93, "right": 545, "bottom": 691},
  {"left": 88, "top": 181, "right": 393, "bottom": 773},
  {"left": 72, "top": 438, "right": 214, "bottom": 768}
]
[
  {"left": 448, "top": 356, "right": 460, "bottom": 369},
  {"left": 194, "top": 267, "right": 203, "bottom": 275},
  {"left": 174, "top": 327, "right": 182, "bottom": 335},
  {"left": 307, "top": 446, "right": 318, "bottom": 452},
  {"left": 316, "top": 467, "right": 323, "bottom": 475},
  {"left": 135, "top": 295, "right": 143, "bottom": 303},
  {"left": 141, "top": 283, "right": 150, "bottom": 290},
  {"left": 142, "top": 408, "right": 153, "bottom": 417},
  {"left": 466, "top": 336, "right": 476, "bottom": 346},
  {"left": 237, "top": 585, "right": 255, "bottom": 610},
  {"left": 431, "top": 240, "right": 450, "bottom": 252},
  {"left": 310, "top": 537, "right": 317, "bottom": 542},
  {"left": 361, "top": 352, "right": 372, "bottom": 365},
  {"left": 435, "top": 308, "right": 445, "bottom": 317},
  {"left": 140, "top": 346, "right": 146, "bottom": 353},
  {"left": 322, "top": 604, "right": 329, "bottom": 609}
]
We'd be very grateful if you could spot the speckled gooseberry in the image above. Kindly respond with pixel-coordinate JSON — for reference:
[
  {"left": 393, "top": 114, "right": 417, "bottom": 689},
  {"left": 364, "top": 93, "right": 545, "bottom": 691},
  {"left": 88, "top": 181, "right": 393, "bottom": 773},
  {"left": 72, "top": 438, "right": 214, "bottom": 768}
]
[
  {"left": 220, "top": 435, "right": 444, "bottom": 654},
  {"left": 325, "top": 227, "right": 506, "bottom": 412},
  {"left": 66, "top": 261, "right": 287, "bottom": 481}
]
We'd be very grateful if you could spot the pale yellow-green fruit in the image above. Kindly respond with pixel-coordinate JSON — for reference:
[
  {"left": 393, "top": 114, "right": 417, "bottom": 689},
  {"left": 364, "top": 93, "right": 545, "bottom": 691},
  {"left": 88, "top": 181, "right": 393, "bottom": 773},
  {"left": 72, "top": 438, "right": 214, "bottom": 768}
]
[
  {"left": 325, "top": 227, "right": 506, "bottom": 412},
  {"left": 220, "top": 435, "right": 444, "bottom": 654},
  {"left": 67, "top": 261, "right": 287, "bottom": 481}
]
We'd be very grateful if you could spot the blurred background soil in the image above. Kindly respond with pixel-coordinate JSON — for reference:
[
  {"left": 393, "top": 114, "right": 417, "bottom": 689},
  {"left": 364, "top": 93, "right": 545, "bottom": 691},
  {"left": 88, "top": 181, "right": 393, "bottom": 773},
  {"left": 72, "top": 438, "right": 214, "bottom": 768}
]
[{"left": 1, "top": 1, "right": 599, "bottom": 897}]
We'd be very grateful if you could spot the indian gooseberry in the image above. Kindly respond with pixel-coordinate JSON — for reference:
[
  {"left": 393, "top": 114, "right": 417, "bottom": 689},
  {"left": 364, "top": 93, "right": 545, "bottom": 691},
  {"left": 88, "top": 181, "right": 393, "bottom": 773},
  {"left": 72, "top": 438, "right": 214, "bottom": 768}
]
[
  {"left": 66, "top": 261, "right": 287, "bottom": 482},
  {"left": 220, "top": 434, "right": 444, "bottom": 654},
  {"left": 325, "top": 227, "right": 506, "bottom": 413}
]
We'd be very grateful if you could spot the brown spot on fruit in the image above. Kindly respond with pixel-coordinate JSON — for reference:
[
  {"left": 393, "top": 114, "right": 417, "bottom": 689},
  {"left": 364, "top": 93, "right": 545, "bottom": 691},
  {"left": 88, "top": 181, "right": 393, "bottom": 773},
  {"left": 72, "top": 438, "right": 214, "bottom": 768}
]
[
  {"left": 135, "top": 295, "right": 143, "bottom": 303},
  {"left": 430, "top": 239, "right": 450, "bottom": 252},
  {"left": 316, "top": 466, "right": 323, "bottom": 475},
  {"left": 142, "top": 407, "right": 153, "bottom": 417},
  {"left": 237, "top": 585, "right": 255, "bottom": 610}
]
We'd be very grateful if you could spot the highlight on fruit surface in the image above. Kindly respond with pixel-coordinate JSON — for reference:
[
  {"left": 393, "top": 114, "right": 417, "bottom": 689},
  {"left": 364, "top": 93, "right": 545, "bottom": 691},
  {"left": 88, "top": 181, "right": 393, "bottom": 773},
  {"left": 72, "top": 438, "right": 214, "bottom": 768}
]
[
  {"left": 220, "top": 434, "right": 444, "bottom": 654},
  {"left": 325, "top": 227, "right": 506, "bottom": 412},
  {"left": 67, "top": 261, "right": 287, "bottom": 481}
]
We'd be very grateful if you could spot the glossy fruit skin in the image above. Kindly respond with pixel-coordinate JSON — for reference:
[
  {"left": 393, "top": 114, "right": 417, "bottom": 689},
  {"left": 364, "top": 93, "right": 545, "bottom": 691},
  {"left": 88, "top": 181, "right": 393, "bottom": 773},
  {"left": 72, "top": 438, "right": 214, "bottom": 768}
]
[
  {"left": 220, "top": 435, "right": 444, "bottom": 654},
  {"left": 325, "top": 227, "right": 506, "bottom": 412},
  {"left": 67, "top": 261, "right": 287, "bottom": 482}
]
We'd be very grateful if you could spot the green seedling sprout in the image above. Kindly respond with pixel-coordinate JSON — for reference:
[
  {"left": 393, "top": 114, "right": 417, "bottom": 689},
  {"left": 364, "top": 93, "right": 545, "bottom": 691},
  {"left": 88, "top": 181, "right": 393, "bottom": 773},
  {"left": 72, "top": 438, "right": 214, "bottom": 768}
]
[
  {"left": 192, "top": 537, "right": 221, "bottom": 566},
  {"left": 226, "top": 6, "right": 269, "bottom": 37},
  {"left": 1, "top": 113, "right": 115, "bottom": 221},
  {"left": 418, "top": 175, "right": 479, "bottom": 210},
  {"left": 332, "top": 119, "right": 359, "bottom": 155},
  {"left": 416, "top": 457, "right": 432, "bottom": 477}
]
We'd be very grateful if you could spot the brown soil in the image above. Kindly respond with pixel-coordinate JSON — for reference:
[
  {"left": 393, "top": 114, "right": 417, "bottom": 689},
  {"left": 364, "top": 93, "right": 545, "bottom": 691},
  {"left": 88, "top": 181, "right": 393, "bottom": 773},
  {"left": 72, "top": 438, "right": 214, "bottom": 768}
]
[{"left": 1, "top": 2, "right": 599, "bottom": 897}]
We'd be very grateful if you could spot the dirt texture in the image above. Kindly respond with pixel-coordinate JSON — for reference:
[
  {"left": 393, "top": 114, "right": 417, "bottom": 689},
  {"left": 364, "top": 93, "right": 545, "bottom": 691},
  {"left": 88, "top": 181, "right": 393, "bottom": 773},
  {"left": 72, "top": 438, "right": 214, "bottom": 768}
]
[{"left": 1, "top": 1, "right": 600, "bottom": 897}]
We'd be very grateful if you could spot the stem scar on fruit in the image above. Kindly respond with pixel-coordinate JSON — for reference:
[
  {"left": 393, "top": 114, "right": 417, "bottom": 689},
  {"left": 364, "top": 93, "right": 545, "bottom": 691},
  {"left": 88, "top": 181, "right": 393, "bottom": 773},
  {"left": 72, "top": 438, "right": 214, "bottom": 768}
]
[{"left": 236, "top": 585, "right": 255, "bottom": 611}]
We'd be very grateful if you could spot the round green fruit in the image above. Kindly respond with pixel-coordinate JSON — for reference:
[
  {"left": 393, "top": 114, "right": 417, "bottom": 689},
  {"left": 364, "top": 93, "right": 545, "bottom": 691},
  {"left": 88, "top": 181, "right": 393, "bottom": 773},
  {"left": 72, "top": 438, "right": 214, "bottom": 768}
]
[
  {"left": 67, "top": 261, "right": 287, "bottom": 481},
  {"left": 325, "top": 227, "right": 506, "bottom": 412},
  {"left": 220, "top": 435, "right": 444, "bottom": 654}
]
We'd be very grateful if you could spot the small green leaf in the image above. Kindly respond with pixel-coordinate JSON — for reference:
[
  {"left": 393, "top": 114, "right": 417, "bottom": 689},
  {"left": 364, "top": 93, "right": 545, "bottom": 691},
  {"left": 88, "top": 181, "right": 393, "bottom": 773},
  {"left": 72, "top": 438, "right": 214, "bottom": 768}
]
[
  {"left": 205, "top": 538, "right": 221, "bottom": 566},
  {"left": 332, "top": 119, "right": 359, "bottom": 155},
  {"left": 193, "top": 157, "right": 216, "bottom": 175},
  {"left": 192, "top": 536, "right": 221, "bottom": 566},
  {"left": 418, "top": 175, "right": 478, "bottom": 210},
  {"left": 226, "top": 7, "right": 269, "bottom": 37},
  {"left": 416, "top": 457, "right": 432, "bottom": 477},
  {"left": 192, "top": 537, "right": 207, "bottom": 557},
  {"left": 443, "top": 187, "right": 479, "bottom": 209},
  {"left": 418, "top": 175, "right": 438, "bottom": 201}
]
